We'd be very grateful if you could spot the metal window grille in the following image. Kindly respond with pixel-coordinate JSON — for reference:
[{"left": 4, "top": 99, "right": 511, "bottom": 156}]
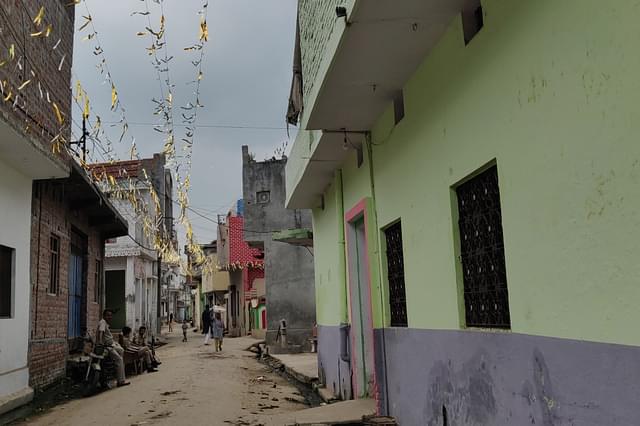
[
  {"left": 456, "top": 165, "right": 510, "bottom": 328},
  {"left": 385, "top": 222, "right": 408, "bottom": 327},
  {"left": 49, "top": 235, "right": 60, "bottom": 295}
]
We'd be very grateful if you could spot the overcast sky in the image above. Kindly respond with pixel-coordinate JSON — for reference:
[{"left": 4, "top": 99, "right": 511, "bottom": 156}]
[{"left": 72, "top": 0, "right": 297, "bottom": 245}]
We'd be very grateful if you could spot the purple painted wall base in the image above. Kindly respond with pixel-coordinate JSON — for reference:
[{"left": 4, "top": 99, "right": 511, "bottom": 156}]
[
  {"left": 317, "top": 325, "right": 352, "bottom": 400},
  {"left": 374, "top": 328, "right": 640, "bottom": 426}
]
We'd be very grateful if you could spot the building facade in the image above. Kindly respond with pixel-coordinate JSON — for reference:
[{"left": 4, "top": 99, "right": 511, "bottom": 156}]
[
  {"left": 286, "top": 0, "right": 640, "bottom": 424},
  {"left": 92, "top": 155, "right": 174, "bottom": 335},
  {"left": 0, "top": 0, "right": 74, "bottom": 414},
  {"left": 28, "top": 164, "right": 127, "bottom": 391},
  {"left": 216, "top": 203, "right": 264, "bottom": 337},
  {"left": 242, "top": 146, "right": 315, "bottom": 352}
]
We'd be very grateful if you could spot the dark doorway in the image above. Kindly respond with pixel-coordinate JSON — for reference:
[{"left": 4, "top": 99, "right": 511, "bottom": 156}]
[{"left": 105, "top": 270, "right": 126, "bottom": 329}]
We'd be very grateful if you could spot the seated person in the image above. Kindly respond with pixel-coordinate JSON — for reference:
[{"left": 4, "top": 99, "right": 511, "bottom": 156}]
[
  {"left": 121, "top": 326, "right": 158, "bottom": 373},
  {"left": 96, "top": 309, "right": 129, "bottom": 387},
  {"left": 133, "top": 326, "right": 161, "bottom": 365}
]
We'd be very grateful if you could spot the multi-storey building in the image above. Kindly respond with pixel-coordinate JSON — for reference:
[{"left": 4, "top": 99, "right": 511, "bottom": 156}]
[
  {"left": 286, "top": 0, "right": 640, "bottom": 423},
  {"left": 91, "top": 155, "right": 175, "bottom": 336},
  {"left": 241, "top": 146, "right": 315, "bottom": 352},
  {"left": 0, "top": 0, "right": 75, "bottom": 414},
  {"left": 216, "top": 201, "right": 264, "bottom": 337},
  {"left": 28, "top": 164, "right": 127, "bottom": 391}
]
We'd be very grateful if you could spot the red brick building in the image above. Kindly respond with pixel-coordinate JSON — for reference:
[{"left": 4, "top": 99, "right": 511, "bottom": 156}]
[
  {"left": 28, "top": 163, "right": 127, "bottom": 391},
  {"left": 217, "top": 208, "right": 264, "bottom": 337}
]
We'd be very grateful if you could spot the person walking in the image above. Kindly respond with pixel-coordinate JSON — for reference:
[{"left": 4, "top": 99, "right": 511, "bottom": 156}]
[
  {"left": 168, "top": 312, "right": 173, "bottom": 332},
  {"left": 211, "top": 312, "right": 224, "bottom": 352},
  {"left": 182, "top": 320, "right": 189, "bottom": 342},
  {"left": 202, "top": 305, "right": 212, "bottom": 345}
]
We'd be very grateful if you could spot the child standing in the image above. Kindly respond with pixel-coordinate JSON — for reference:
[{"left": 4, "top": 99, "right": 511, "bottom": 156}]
[
  {"left": 181, "top": 319, "right": 188, "bottom": 342},
  {"left": 211, "top": 312, "right": 224, "bottom": 352}
]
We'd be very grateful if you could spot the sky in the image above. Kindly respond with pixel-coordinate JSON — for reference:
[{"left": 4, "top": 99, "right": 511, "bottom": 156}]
[{"left": 72, "top": 0, "right": 297, "bottom": 246}]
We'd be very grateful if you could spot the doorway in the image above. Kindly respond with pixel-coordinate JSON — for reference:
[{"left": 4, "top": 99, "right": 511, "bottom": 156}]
[
  {"left": 105, "top": 270, "right": 126, "bottom": 329},
  {"left": 346, "top": 213, "right": 376, "bottom": 398},
  {"left": 68, "top": 230, "right": 87, "bottom": 339}
]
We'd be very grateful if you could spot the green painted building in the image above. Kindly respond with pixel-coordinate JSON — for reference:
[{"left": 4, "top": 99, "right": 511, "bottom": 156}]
[{"left": 285, "top": 0, "right": 640, "bottom": 424}]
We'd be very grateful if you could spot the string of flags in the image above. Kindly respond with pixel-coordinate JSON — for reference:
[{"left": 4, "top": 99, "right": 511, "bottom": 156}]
[{"left": 0, "top": 0, "right": 224, "bottom": 274}]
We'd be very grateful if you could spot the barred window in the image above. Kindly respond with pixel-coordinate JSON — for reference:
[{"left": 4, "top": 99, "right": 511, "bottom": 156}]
[
  {"left": 384, "top": 221, "right": 407, "bottom": 327},
  {"left": 49, "top": 235, "right": 60, "bottom": 295},
  {"left": 456, "top": 165, "right": 510, "bottom": 328}
]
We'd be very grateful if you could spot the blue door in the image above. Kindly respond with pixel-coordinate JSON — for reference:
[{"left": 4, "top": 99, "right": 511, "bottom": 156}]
[{"left": 68, "top": 247, "right": 84, "bottom": 338}]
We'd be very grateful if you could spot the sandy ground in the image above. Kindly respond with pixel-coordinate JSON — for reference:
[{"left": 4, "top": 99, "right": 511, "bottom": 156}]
[{"left": 19, "top": 329, "right": 309, "bottom": 426}]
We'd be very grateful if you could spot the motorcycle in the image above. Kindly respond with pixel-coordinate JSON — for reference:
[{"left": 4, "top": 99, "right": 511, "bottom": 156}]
[{"left": 80, "top": 340, "right": 117, "bottom": 397}]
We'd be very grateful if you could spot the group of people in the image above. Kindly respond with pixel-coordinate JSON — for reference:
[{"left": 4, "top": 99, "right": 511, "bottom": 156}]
[
  {"left": 201, "top": 305, "right": 224, "bottom": 351},
  {"left": 95, "top": 309, "right": 161, "bottom": 387}
]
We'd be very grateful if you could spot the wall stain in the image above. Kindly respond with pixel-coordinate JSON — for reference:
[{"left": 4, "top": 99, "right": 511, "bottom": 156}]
[
  {"left": 425, "top": 350, "right": 497, "bottom": 426},
  {"left": 533, "top": 349, "right": 559, "bottom": 426}
]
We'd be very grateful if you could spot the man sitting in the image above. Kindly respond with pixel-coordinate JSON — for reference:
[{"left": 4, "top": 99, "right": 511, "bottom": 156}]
[
  {"left": 95, "top": 309, "right": 129, "bottom": 387},
  {"left": 133, "top": 326, "right": 161, "bottom": 366},
  {"left": 121, "top": 326, "right": 158, "bottom": 373}
]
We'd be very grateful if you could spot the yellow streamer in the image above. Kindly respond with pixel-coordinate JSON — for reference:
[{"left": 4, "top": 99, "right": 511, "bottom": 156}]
[
  {"left": 53, "top": 102, "right": 64, "bottom": 124},
  {"left": 17, "top": 80, "right": 31, "bottom": 91},
  {"left": 111, "top": 85, "right": 117, "bottom": 110},
  {"left": 33, "top": 7, "right": 45, "bottom": 26},
  {"left": 199, "top": 17, "right": 208, "bottom": 42}
]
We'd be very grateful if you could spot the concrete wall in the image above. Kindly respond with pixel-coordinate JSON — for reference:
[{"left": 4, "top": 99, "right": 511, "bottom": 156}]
[
  {"left": 376, "top": 328, "right": 640, "bottom": 425},
  {"left": 0, "top": 159, "right": 34, "bottom": 410},
  {"left": 242, "top": 146, "right": 316, "bottom": 351},
  {"left": 295, "top": 0, "right": 640, "bottom": 418},
  {"left": 370, "top": 0, "right": 640, "bottom": 345},
  {"left": 317, "top": 325, "right": 352, "bottom": 401}
]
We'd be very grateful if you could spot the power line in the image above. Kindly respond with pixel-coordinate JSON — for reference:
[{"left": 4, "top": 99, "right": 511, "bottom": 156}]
[{"left": 102, "top": 121, "right": 289, "bottom": 130}]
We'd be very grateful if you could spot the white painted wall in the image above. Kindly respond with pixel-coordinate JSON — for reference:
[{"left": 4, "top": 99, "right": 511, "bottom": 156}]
[{"left": 0, "top": 158, "right": 33, "bottom": 399}]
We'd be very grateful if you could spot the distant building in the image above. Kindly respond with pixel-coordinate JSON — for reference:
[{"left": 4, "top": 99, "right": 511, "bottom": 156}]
[
  {"left": 216, "top": 202, "right": 264, "bottom": 337},
  {"left": 186, "top": 241, "right": 229, "bottom": 331},
  {"left": 28, "top": 164, "right": 127, "bottom": 391},
  {"left": 90, "top": 155, "right": 175, "bottom": 335},
  {"left": 0, "top": 0, "right": 75, "bottom": 414},
  {"left": 242, "top": 146, "right": 315, "bottom": 352}
]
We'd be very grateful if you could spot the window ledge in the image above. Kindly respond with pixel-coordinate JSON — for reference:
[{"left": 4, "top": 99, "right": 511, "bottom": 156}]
[{"left": 463, "top": 326, "right": 512, "bottom": 333}]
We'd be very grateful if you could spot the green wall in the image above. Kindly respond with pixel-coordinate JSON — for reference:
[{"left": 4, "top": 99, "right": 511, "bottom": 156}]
[
  {"left": 308, "top": 0, "right": 640, "bottom": 347},
  {"left": 368, "top": 0, "right": 640, "bottom": 346}
]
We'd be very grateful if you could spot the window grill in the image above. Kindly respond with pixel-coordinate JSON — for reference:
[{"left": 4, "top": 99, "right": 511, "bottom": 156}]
[
  {"left": 456, "top": 165, "right": 510, "bottom": 328},
  {"left": 384, "top": 221, "right": 407, "bottom": 327}
]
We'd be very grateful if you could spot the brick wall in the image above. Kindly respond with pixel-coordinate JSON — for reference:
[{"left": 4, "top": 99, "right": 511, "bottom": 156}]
[
  {"left": 29, "top": 181, "right": 105, "bottom": 390},
  {"left": 298, "top": 0, "right": 348, "bottom": 102},
  {"left": 0, "top": 0, "right": 74, "bottom": 160}
]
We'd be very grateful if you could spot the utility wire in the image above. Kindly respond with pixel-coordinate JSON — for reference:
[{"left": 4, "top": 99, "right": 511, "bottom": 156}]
[{"left": 102, "top": 121, "right": 289, "bottom": 130}]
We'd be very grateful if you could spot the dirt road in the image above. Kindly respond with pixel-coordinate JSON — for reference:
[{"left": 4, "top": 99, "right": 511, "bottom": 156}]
[{"left": 17, "top": 330, "right": 309, "bottom": 426}]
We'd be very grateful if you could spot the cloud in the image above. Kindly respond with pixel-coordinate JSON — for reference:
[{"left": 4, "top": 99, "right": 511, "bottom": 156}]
[{"left": 73, "top": 0, "right": 298, "bottom": 247}]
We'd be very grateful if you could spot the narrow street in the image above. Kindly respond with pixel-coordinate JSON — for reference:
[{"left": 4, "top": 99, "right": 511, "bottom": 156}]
[{"left": 17, "top": 330, "right": 308, "bottom": 426}]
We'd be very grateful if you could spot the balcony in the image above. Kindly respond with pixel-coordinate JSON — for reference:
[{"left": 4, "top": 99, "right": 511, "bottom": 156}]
[{"left": 287, "top": 0, "right": 465, "bottom": 208}]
